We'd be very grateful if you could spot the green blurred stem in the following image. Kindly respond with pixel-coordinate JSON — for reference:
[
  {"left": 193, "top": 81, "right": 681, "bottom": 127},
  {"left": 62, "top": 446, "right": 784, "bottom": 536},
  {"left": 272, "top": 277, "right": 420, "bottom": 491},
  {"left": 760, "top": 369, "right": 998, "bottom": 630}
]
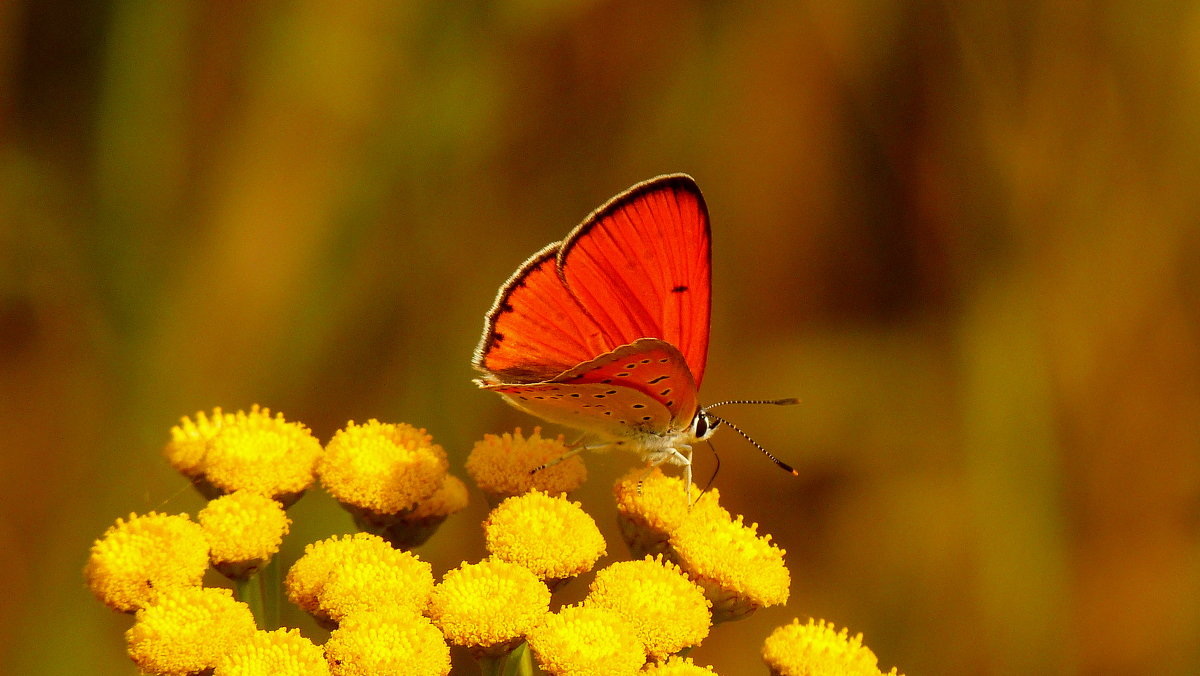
[
  {"left": 232, "top": 557, "right": 281, "bottom": 629},
  {"left": 260, "top": 556, "right": 281, "bottom": 629},
  {"left": 233, "top": 575, "right": 263, "bottom": 626},
  {"left": 479, "top": 642, "right": 534, "bottom": 676}
]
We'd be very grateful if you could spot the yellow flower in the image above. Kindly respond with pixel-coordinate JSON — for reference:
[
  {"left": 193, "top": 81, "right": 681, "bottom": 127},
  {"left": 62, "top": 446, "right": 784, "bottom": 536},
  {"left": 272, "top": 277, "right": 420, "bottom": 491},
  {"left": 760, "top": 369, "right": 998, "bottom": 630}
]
[
  {"left": 166, "top": 407, "right": 236, "bottom": 478},
  {"left": 85, "top": 512, "right": 210, "bottom": 613},
  {"left": 585, "top": 555, "right": 711, "bottom": 660},
  {"left": 426, "top": 559, "right": 551, "bottom": 655},
  {"left": 641, "top": 656, "right": 719, "bottom": 674},
  {"left": 466, "top": 428, "right": 586, "bottom": 502},
  {"left": 527, "top": 604, "right": 647, "bottom": 676},
  {"left": 613, "top": 468, "right": 727, "bottom": 558},
  {"left": 214, "top": 627, "right": 330, "bottom": 676},
  {"left": 125, "top": 586, "right": 257, "bottom": 676},
  {"left": 201, "top": 406, "right": 323, "bottom": 503},
  {"left": 484, "top": 491, "right": 605, "bottom": 584},
  {"left": 669, "top": 513, "right": 790, "bottom": 622},
  {"left": 284, "top": 532, "right": 433, "bottom": 626},
  {"left": 761, "top": 618, "right": 904, "bottom": 676},
  {"left": 319, "top": 420, "right": 448, "bottom": 524},
  {"left": 383, "top": 473, "right": 470, "bottom": 549},
  {"left": 324, "top": 609, "right": 450, "bottom": 676},
  {"left": 199, "top": 491, "right": 291, "bottom": 579}
]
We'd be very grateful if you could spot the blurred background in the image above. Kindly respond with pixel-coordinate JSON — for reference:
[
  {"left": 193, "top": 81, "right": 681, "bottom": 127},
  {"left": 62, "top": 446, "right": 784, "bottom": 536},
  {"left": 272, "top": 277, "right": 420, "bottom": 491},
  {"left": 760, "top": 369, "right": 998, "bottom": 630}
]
[{"left": 2, "top": 1, "right": 1198, "bottom": 674}]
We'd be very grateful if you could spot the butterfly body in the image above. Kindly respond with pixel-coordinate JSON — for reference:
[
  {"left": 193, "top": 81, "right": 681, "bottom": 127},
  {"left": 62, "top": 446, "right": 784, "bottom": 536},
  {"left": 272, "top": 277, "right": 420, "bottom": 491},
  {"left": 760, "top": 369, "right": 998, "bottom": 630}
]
[{"left": 474, "top": 174, "right": 718, "bottom": 484}]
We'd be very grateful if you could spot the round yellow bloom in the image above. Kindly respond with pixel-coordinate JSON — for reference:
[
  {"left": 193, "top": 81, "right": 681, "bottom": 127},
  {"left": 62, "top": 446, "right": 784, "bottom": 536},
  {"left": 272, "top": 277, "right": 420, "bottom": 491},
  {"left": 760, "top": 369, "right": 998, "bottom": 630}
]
[
  {"left": 466, "top": 427, "right": 586, "bottom": 501},
  {"left": 484, "top": 491, "right": 605, "bottom": 582},
  {"left": 762, "top": 618, "right": 904, "bottom": 676},
  {"left": 284, "top": 532, "right": 433, "bottom": 626},
  {"left": 585, "top": 555, "right": 711, "bottom": 660},
  {"left": 670, "top": 513, "right": 790, "bottom": 622},
  {"left": 202, "top": 407, "right": 323, "bottom": 502},
  {"left": 641, "top": 656, "right": 719, "bottom": 674},
  {"left": 214, "top": 627, "right": 330, "bottom": 676},
  {"left": 85, "top": 512, "right": 210, "bottom": 613},
  {"left": 166, "top": 407, "right": 237, "bottom": 477},
  {"left": 199, "top": 491, "right": 291, "bottom": 578},
  {"left": 527, "top": 604, "right": 647, "bottom": 676},
  {"left": 613, "top": 468, "right": 727, "bottom": 558},
  {"left": 319, "top": 420, "right": 448, "bottom": 520},
  {"left": 427, "top": 559, "right": 551, "bottom": 654},
  {"left": 324, "top": 609, "right": 450, "bottom": 676},
  {"left": 125, "top": 586, "right": 257, "bottom": 676}
]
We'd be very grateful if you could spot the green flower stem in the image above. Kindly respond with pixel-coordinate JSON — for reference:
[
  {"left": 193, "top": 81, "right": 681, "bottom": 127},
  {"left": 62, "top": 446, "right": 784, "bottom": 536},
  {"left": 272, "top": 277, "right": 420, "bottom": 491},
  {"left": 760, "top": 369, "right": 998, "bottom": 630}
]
[
  {"left": 260, "top": 556, "right": 281, "bottom": 629},
  {"left": 479, "top": 642, "right": 535, "bottom": 676},
  {"left": 233, "top": 575, "right": 264, "bottom": 625}
]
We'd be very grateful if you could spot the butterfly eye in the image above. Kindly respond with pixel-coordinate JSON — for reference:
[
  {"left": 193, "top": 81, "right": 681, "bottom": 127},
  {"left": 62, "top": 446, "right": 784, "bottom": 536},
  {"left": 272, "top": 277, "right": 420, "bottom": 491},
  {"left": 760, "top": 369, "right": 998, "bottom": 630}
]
[{"left": 692, "top": 411, "right": 719, "bottom": 440}]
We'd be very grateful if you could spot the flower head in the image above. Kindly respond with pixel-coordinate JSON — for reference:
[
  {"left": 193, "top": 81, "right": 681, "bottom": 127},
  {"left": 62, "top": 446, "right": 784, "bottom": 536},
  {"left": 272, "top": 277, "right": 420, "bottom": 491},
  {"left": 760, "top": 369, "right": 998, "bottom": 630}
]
[
  {"left": 284, "top": 533, "right": 434, "bottom": 626},
  {"left": 641, "top": 656, "right": 719, "bottom": 674},
  {"left": 319, "top": 420, "right": 448, "bottom": 524},
  {"left": 585, "top": 555, "right": 711, "bottom": 660},
  {"left": 85, "top": 512, "right": 210, "bottom": 613},
  {"left": 613, "top": 468, "right": 727, "bottom": 558},
  {"left": 670, "top": 513, "right": 790, "bottom": 622},
  {"left": 324, "top": 609, "right": 450, "bottom": 676},
  {"left": 214, "top": 627, "right": 330, "bottom": 676},
  {"left": 199, "top": 491, "right": 291, "bottom": 579},
  {"left": 466, "top": 428, "right": 586, "bottom": 502},
  {"left": 484, "top": 491, "right": 605, "bottom": 584},
  {"left": 761, "top": 618, "right": 904, "bottom": 676},
  {"left": 125, "top": 586, "right": 257, "bottom": 676},
  {"left": 427, "top": 559, "right": 551, "bottom": 655},
  {"left": 165, "top": 407, "right": 236, "bottom": 478},
  {"left": 179, "top": 406, "right": 323, "bottom": 504},
  {"left": 527, "top": 604, "right": 647, "bottom": 676}
]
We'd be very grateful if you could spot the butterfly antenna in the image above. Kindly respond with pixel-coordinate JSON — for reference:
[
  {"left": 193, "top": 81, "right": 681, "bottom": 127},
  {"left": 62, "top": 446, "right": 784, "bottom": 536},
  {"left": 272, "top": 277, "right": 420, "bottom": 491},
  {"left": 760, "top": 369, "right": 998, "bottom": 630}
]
[
  {"left": 702, "top": 440, "right": 721, "bottom": 494},
  {"left": 705, "top": 413, "right": 798, "bottom": 476},
  {"left": 705, "top": 397, "right": 800, "bottom": 408}
]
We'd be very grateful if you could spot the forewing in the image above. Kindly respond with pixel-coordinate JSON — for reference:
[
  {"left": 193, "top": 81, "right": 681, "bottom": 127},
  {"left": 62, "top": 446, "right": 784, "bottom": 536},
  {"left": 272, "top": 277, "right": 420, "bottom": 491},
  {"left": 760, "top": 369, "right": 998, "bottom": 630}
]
[
  {"left": 557, "top": 174, "right": 712, "bottom": 386},
  {"left": 473, "top": 244, "right": 608, "bottom": 382}
]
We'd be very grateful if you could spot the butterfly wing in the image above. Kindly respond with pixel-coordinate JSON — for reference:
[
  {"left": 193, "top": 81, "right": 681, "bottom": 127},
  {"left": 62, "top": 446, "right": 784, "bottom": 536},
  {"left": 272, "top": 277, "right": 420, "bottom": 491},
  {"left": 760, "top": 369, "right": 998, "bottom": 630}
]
[
  {"left": 474, "top": 174, "right": 711, "bottom": 389},
  {"left": 552, "top": 338, "right": 699, "bottom": 427},
  {"left": 557, "top": 174, "right": 711, "bottom": 386},
  {"left": 482, "top": 381, "right": 676, "bottom": 440}
]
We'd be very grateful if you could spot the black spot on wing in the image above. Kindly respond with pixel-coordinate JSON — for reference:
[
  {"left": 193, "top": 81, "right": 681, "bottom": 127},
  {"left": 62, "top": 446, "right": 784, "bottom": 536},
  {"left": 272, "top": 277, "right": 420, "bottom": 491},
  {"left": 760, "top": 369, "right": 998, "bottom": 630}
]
[{"left": 671, "top": 285, "right": 689, "bottom": 293}]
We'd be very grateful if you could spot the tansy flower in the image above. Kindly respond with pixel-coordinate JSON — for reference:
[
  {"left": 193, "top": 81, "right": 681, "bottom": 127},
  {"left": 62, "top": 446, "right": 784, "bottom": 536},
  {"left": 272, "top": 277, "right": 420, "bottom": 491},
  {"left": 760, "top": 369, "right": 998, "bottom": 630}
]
[
  {"left": 125, "top": 586, "right": 257, "bottom": 676},
  {"left": 199, "top": 491, "right": 291, "bottom": 579},
  {"left": 527, "top": 604, "right": 647, "bottom": 676},
  {"left": 214, "top": 627, "right": 330, "bottom": 676},
  {"left": 165, "top": 407, "right": 236, "bottom": 478},
  {"left": 318, "top": 420, "right": 448, "bottom": 528},
  {"left": 383, "top": 473, "right": 470, "bottom": 549},
  {"left": 466, "top": 427, "right": 586, "bottom": 502},
  {"left": 186, "top": 406, "right": 323, "bottom": 504},
  {"left": 484, "top": 491, "right": 605, "bottom": 586},
  {"left": 585, "top": 555, "right": 711, "bottom": 660},
  {"left": 670, "top": 513, "right": 790, "bottom": 622},
  {"left": 761, "top": 618, "right": 904, "bottom": 676},
  {"left": 324, "top": 609, "right": 450, "bottom": 676},
  {"left": 284, "top": 532, "right": 434, "bottom": 627},
  {"left": 641, "top": 656, "right": 719, "bottom": 674},
  {"left": 85, "top": 512, "right": 210, "bottom": 613},
  {"left": 426, "top": 559, "right": 551, "bottom": 656},
  {"left": 613, "top": 468, "right": 727, "bottom": 559}
]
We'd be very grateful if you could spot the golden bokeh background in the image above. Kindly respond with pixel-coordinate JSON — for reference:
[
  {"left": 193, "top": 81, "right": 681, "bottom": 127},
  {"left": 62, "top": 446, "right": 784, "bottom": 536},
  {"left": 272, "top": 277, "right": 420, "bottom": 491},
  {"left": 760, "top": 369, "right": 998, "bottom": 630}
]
[{"left": 3, "top": 2, "right": 1198, "bottom": 674}]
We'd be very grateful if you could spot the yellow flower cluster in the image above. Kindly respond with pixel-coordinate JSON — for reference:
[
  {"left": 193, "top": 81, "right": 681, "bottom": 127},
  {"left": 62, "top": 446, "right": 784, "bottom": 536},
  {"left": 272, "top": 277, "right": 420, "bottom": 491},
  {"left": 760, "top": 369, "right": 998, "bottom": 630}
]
[
  {"left": 88, "top": 407, "right": 906, "bottom": 676},
  {"left": 165, "top": 405, "right": 322, "bottom": 505},
  {"left": 761, "top": 618, "right": 905, "bottom": 676}
]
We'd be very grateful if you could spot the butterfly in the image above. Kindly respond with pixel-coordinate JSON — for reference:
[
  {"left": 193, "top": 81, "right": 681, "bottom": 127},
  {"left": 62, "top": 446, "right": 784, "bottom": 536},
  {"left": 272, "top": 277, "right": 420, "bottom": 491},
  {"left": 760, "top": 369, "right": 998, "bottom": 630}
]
[{"left": 473, "top": 174, "right": 795, "bottom": 488}]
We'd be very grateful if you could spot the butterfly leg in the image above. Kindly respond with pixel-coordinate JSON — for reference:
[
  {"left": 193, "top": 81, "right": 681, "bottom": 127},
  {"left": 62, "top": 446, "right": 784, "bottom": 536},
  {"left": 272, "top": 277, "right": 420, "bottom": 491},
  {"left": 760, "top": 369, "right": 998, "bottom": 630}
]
[{"left": 530, "top": 442, "right": 610, "bottom": 474}]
